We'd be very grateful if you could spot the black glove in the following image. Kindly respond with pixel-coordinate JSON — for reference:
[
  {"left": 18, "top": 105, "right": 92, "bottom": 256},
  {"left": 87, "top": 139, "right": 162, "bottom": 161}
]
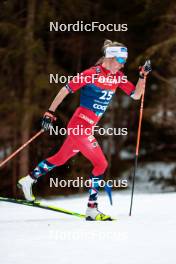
[
  {"left": 41, "top": 110, "right": 57, "bottom": 131},
  {"left": 139, "top": 60, "right": 152, "bottom": 79}
]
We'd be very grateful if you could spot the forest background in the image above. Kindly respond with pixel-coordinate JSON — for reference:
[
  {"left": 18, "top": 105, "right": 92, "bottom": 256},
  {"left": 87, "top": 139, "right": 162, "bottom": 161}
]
[{"left": 0, "top": 0, "right": 175, "bottom": 197}]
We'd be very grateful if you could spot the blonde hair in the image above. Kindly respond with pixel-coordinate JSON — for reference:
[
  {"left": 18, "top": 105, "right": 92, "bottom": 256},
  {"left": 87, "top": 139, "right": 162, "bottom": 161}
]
[{"left": 95, "top": 39, "right": 126, "bottom": 65}]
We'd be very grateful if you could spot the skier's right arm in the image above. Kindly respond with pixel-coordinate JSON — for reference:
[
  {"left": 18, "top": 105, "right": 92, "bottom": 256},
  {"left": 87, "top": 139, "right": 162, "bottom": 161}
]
[
  {"left": 41, "top": 68, "right": 93, "bottom": 131},
  {"left": 48, "top": 86, "right": 69, "bottom": 112},
  {"left": 47, "top": 68, "right": 93, "bottom": 112},
  {"left": 41, "top": 86, "right": 69, "bottom": 131}
]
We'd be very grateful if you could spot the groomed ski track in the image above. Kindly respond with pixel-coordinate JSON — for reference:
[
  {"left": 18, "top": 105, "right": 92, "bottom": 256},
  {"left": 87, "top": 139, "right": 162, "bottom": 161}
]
[{"left": 0, "top": 192, "right": 176, "bottom": 264}]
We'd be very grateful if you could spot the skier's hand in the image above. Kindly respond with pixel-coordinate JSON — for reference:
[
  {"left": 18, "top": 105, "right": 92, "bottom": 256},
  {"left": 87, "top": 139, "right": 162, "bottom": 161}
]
[
  {"left": 139, "top": 60, "right": 152, "bottom": 79},
  {"left": 41, "top": 110, "right": 57, "bottom": 131}
]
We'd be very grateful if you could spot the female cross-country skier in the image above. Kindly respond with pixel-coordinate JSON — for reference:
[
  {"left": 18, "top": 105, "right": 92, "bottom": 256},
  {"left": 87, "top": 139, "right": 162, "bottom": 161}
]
[{"left": 18, "top": 39, "right": 151, "bottom": 221}]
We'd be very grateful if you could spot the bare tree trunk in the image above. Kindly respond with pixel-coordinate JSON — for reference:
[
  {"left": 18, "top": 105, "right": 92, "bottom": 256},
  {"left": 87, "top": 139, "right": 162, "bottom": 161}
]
[{"left": 19, "top": 0, "right": 36, "bottom": 176}]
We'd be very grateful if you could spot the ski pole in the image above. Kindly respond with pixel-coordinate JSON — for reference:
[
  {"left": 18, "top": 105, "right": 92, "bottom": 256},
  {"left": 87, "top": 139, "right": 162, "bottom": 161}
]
[
  {"left": 129, "top": 79, "right": 146, "bottom": 216},
  {"left": 0, "top": 129, "right": 44, "bottom": 168},
  {"left": 129, "top": 60, "right": 151, "bottom": 216}
]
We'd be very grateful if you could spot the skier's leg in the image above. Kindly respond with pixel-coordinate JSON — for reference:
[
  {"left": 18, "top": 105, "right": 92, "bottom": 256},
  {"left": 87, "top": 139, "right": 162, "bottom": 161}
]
[
  {"left": 18, "top": 136, "right": 79, "bottom": 201},
  {"left": 71, "top": 134, "right": 108, "bottom": 176},
  {"left": 79, "top": 140, "right": 107, "bottom": 202},
  {"left": 30, "top": 136, "right": 79, "bottom": 180},
  {"left": 71, "top": 134, "right": 108, "bottom": 200},
  {"left": 70, "top": 134, "right": 111, "bottom": 220},
  {"left": 46, "top": 136, "right": 79, "bottom": 167}
]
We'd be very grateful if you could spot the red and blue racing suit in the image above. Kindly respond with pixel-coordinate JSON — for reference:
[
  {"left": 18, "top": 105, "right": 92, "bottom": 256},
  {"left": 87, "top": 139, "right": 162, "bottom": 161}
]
[
  {"left": 30, "top": 64, "right": 135, "bottom": 201},
  {"left": 47, "top": 64, "right": 135, "bottom": 175}
]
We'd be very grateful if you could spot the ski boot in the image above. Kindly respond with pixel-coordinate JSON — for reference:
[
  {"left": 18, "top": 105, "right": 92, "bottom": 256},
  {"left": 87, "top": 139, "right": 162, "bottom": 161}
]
[
  {"left": 17, "top": 175, "right": 36, "bottom": 202},
  {"left": 86, "top": 202, "right": 112, "bottom": 221}
]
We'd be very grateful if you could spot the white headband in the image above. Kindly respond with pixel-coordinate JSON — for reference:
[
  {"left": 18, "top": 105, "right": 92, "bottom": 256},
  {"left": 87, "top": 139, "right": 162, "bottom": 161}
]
[{"left": 105, "top": 46, "right": 128, "bottom": 58}]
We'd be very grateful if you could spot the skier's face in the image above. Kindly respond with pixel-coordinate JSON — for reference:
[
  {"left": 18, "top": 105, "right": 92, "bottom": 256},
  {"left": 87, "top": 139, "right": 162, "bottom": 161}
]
[{"left": 110, "top": 57, "right": 126, "bottom": 74}]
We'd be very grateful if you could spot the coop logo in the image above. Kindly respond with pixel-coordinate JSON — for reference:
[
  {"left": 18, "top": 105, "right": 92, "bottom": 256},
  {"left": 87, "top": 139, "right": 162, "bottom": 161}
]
[{"left": 93, "top": 104, "right": 107, "bottom": 111}]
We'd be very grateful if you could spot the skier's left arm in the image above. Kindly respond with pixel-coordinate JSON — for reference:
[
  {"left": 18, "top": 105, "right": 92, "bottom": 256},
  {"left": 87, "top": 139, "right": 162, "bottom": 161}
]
[
  {"left": 131, "top": 78, "right": 146, "bottom": 100},
  {"left": 119, "top": 60, "right": 152, "bottom": 100},
  {"left": 131, "top": 61, "right": 152, "bottom": 100}
]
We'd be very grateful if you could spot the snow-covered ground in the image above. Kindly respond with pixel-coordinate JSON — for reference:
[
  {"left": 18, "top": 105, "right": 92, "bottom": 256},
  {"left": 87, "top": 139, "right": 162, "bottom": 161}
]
[
  {"left": 0, "top": 191, "right": 176, "bottom": 264},
  {"left": 121, "top": 162, "right": 176, "bottom": 192}
]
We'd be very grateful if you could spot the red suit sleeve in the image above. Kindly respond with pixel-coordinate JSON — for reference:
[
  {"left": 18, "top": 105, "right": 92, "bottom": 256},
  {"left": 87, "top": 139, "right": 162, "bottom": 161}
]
[
  {"left": 118, "top": 72, "right": 136, "bottom": 96},
  {"left": 65, "top": 68, "right": 96, "bottom": 93}
]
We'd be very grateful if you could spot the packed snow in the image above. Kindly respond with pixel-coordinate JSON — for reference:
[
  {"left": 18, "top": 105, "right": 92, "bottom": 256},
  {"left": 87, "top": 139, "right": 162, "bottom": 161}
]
[
  {"left": 122, "top": 162, "right": 176, "bottom": 192},
  {"left": 0, "top": 191, "right": 176, "bottom": 264}
]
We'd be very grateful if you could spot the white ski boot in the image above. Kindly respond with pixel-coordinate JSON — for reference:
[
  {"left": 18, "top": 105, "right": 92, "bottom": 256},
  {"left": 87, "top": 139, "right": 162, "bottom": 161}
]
[
  {"left": 86, "top": 202, "right": 112, "bottom": 221},
  {"left": 17, "top": 175, "right": 36, "bottom": 201}
]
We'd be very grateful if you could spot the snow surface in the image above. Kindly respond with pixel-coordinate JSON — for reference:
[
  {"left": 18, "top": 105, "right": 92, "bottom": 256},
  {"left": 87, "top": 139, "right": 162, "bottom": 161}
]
[
  {"left": 0, "top": 191, "right": 176, "bottom": 264},
  {"left": 121, "top": 162, "right": 176, "bottom": 192}
]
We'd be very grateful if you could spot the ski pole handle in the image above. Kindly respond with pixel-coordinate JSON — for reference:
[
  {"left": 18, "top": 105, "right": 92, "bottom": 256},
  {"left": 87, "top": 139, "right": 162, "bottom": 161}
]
[{"left": 0, "top": 129, "right": 44, "bottom": 168}]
